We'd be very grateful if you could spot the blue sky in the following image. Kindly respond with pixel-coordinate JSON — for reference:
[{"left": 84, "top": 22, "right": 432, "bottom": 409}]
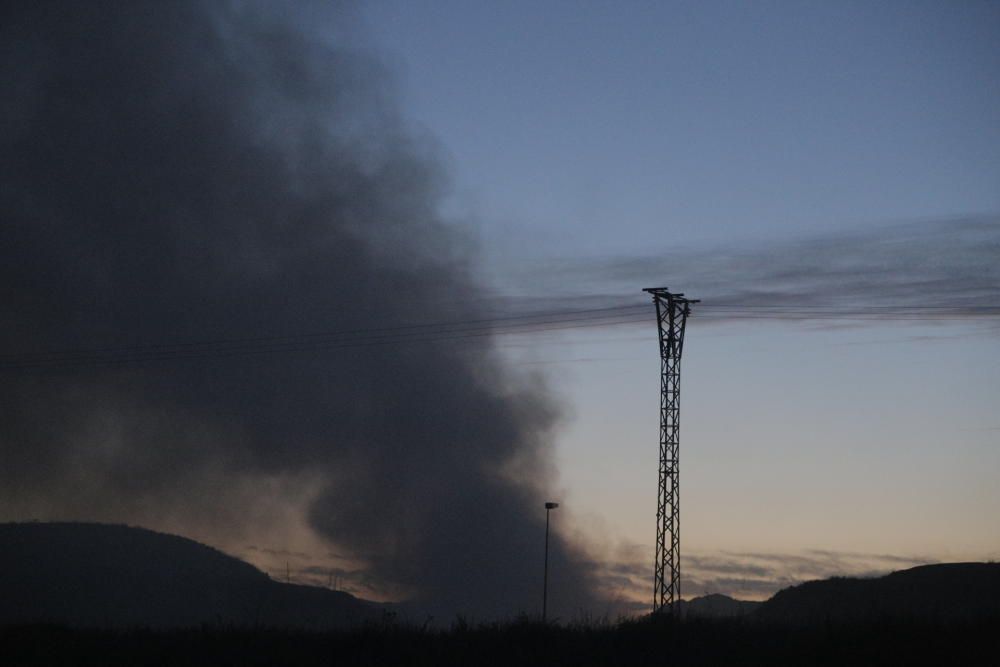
[
  {"left": 363, "top": 1, "right": 999, "bottom": 253},
  {"left": 350, "top": 1, "right": 1000, "bottom": 601}
]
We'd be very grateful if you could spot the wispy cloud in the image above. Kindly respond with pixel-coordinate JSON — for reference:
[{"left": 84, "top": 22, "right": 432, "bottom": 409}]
[
  {"left": 589, "top": 545, "right": 938, "bottom": 606},
  {"left": 699, "top": 549, "right": 936, "bottom": 596},
  {"left": 500, "top": 216, "right": 1000, "bottom": 333}
]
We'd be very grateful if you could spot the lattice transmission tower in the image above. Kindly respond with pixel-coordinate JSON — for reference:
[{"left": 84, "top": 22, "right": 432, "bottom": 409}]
[{"left": 643, "top": 287, "right": 698, "bottom": 615}]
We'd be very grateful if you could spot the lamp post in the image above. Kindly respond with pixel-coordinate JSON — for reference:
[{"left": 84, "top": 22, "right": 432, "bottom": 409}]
[{"left": 543, "top": 501, "right": 559, "bottom": 623}]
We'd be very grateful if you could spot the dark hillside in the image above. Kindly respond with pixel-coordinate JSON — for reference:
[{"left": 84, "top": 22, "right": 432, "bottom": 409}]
[
  {"left": 756, "top": 562, "right": 1000, "bottom": 624},
  {"left": 0, "top": 522, "right": 376, "bottom": 628},
  {"left": 679, "top": 593, "right": 761, "bottom": 618}
]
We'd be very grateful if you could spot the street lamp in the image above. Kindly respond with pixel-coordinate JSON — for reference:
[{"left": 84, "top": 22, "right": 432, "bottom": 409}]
[{"left": 543, "top": 501, "right": 559, "bottom": 623}]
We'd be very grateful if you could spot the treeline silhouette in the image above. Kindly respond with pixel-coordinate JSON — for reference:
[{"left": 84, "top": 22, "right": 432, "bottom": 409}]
[
  {"left": 2, "top": 523, "right": 997, "bottom": 665},
  {"left": 2, "top": 614, "right": 996, "bottom": 666}
]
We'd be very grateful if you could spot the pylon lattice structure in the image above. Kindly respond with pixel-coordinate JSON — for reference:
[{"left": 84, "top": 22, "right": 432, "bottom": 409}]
[{"left": 643, "top": 287, "right": 698, "bottom": 615}]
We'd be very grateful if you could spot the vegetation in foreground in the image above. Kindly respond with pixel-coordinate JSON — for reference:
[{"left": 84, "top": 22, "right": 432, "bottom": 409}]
[{"left": 3, "top": 613, "right": 998, "bottom": 667}]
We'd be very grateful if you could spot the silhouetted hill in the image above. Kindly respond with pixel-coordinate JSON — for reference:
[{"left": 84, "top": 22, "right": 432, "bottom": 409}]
[
  {"left": 756, "top": 562, "right": 1000, "bottom": 624},
  {"left": 0, "top": 522, "right": 379, "bottom": 628},
  {"left": 678, "top": 593, "right": 761, "bottom": 618}
]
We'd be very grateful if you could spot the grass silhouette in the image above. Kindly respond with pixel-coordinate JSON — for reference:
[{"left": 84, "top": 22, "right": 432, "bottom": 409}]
[{"left": 3, "top": 613, "right": 997, "bottom": 666}]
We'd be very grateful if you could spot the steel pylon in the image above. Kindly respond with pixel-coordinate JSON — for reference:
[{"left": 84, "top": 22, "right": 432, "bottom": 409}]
[{"left": 643, "top": 287, "right": 698, "bottom": 615}]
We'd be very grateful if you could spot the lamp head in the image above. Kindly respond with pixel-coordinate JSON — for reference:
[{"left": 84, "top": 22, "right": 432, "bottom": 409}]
[{"left": 545, "top": 502, "right": 559, "bottom": 510}]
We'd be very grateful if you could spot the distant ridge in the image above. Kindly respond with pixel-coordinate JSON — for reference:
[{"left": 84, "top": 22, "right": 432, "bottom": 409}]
[
  {"left": 678, "top": 593, "right": 761, "bottom": 618},
  {"left": 756, "top": 562, "right": 1000, "bottom": 624},
  {"left": 0, "top": 522, "right": 379, "bottom": 629}
]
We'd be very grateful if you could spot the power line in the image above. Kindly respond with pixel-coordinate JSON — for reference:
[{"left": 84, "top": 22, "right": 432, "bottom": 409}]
[
  {"left": 0, "top": 303, "right": 650, "bottom": 361},
  {"left": 1, "top": 301, "right": 996, "bottom": 372},
  {"left": 0, "top": 310, "right": 651, "bottom": 371}
]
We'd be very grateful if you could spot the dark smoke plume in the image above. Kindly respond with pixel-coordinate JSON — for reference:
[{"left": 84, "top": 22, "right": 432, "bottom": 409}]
[{"left": 0, "top": 1, "right": 597, "bottom": 618}]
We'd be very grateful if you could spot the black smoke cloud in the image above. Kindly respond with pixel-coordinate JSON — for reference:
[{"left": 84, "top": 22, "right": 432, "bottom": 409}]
[{"left": 0, "top": 1, "right": 597, "bottom": 618}]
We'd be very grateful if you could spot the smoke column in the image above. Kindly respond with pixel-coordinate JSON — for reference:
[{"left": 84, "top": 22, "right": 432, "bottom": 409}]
[{"left": 0, "top": 1, "right": 598, "bottom": 618}]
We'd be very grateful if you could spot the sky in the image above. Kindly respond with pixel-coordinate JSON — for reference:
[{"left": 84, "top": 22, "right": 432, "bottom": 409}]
[
  {"left": 358, "top": 1, "right": 1000, "bottom": 602},
  {"left": 0, "top": 0, "right": 997, "bottom": 617},
  {"left": 362, "top": 1, "right": 1000, "bottom": 253}
]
